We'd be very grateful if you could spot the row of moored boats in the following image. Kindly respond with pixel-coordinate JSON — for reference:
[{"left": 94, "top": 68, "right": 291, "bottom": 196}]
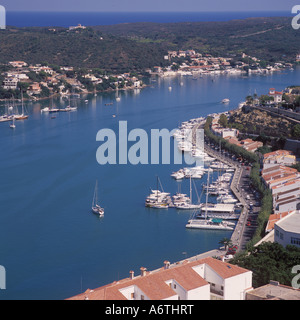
[{"left": 145, "top": 116, "right": 242, "bottom": 231}]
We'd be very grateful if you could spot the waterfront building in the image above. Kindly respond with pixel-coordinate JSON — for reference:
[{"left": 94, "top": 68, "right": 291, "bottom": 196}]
[
  {"left": 268, "top": 88, "right": 283, "bottom": 104},
  {"left": 67, "top": 257, "right": 252, "bottom": 301},
  {"left": 274, "top": 210, "right": 300, "bottom": 248},
  {"left": 3, "top": 77, "right": 19, "bottom": 90},
  {"left": 239, "top": 139, "right": 263, "bottom": 152},
  {"left": 271, "top": 177, "right": 300, "bottom": 207},
  {"left": 262, "top": 150, "right": 296, "bottom": 170},
  {"left": 261, "top": 165, "right": 299, "bottom": 189},
  {"left": 27, "top": 82, "right": 42, "bottom": 95}
]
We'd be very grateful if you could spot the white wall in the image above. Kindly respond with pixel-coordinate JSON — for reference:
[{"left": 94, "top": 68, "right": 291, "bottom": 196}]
[
  {"left": 275, "top": 225, "right": 300, "bottom": 248},
  {"left": 223, "top": 272, "right": 252, "bottom": 300},
  {"left": 186, "top": 284, "right": 210, "bottom": 300}
]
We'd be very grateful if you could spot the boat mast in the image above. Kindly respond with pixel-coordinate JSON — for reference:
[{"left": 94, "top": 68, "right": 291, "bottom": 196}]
[
  {"left": 189, "top": 175, "right": 192, "bottom": 204},
  {"left": 93, "top": 180, "right": 98, "bottom": 207},
  {"left": 21, "top": 91, "right": 24, "bottom": 115},
  {"left": 205, "top": 170, "right": 210, "bottom": 221}
]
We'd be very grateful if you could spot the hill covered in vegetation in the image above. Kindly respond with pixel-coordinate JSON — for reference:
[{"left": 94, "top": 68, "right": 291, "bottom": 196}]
[
  {"left": 97, "top": 16, "right": 300, "bottom": 63},
  {"left": 0, "top": 16, "right": 299, "bottom": 72}
]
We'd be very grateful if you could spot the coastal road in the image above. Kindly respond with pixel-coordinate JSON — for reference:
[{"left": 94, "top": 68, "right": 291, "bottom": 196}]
[{"left": 203, "top": 141, "right": 261, "bottom": 252}]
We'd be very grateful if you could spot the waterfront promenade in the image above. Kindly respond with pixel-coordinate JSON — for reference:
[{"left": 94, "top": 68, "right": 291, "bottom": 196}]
[
  {"left": 203, "top": 143, "right": 249, "bottom": 251},
  {"left": 193, "top": 120, "right": 255, "bottom": 252}
]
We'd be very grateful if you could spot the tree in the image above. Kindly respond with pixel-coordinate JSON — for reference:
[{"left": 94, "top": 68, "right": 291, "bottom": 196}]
[
  {"left": 246, "top": 95, "right": 253, "bottom": 105},
  {"left": 231, "top": 242, "right": 300, "bottom": 288},
  {"left": 259, "top": 94, "right": 274, "bottom": 105},
  {"left": 292, "top": 124, "right": 300, "bottom": 138},
  {"left": 219, "top": 238, "right": 233, "bottom": 251},
  {"left": 218, "top": 114, "right": 228, "bottom": 128}
]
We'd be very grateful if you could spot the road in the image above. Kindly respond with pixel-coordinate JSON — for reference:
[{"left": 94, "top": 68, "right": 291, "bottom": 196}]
[{"left": 203, "top": 140, "right": 262, "bottom": 252}]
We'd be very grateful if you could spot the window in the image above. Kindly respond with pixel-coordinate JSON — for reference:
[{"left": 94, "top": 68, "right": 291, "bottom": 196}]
[
  {"left": 280, "top": 232, "right": 284, "bottom": 240},
  {"left": 131, "top": 293, "right": 135, "bottom": 300},
  {"left": 291, "top": 237, "right": 300, "bottom": 245},
  {"left": 141, "top": 295, "right": 144, "bottom": 300}
]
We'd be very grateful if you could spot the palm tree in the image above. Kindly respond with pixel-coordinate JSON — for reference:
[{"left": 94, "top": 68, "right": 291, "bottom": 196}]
[{"left": 219, "top": 238, "right": 233, "bottom": 251}]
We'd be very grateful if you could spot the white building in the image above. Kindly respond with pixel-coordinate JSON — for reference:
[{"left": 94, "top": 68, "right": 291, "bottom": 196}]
[
  {"left": 69, "top": 24, "right": 86, "bottom": 31},
  {"left": 67, "top": 257, "right": 252, "bottom": 300},
  {"left": 274, "top": 210, "right": 300, "bottom": 248},
  {"left": 8, "top": 61, "right": 27, "bottom": 68},
  {"left": 3, "top": 77, "right": 18, "bottom": 90},
  {"left": 263, "top": 150, "right": 296, "bottom": 170},
  {"left": 269, "top": 88, "right": 283, "bottom": 104}
]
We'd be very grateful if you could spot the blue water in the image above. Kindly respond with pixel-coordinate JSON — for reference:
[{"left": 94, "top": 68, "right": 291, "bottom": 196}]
[
  {"left": 6, "top": 11, "right": 292, "bottom": 27},
  {"left": 0, "top": 68, "right": 299, "bottom": 300}
]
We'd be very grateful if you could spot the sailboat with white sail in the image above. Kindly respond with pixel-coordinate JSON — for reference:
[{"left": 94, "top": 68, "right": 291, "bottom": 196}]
[{"left": 92, "top": 180, "right": 104, "bottom": 216}]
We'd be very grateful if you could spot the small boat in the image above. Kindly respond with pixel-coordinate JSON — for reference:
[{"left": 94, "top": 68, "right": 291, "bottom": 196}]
[
  {"left": 222, "top": 98, "right": 230, "bottom": 104},
  {"left": 41, "top": 107, "right": 50, "bottom": 113},
  {"left": 60, "top": 106, "right": 77, "bottom": 112},
  {"left": 92, "top": 180, "right": 104, "bottom": 217}
]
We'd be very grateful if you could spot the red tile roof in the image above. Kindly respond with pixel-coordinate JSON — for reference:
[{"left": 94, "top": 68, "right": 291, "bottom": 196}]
[{"left": 66, "top": 257, "right": 250, "bottom": 300}]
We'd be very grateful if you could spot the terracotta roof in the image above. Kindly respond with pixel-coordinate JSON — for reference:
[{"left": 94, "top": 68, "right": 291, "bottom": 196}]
[
  {"left": 66, "top": 257, "right": 250, "bottom": 300},
  {"left": 263, "top": 150, "right": 293, "bottom": 159},
  {"left": 266, "top": 211, "right": 290, "bottom": 232}
]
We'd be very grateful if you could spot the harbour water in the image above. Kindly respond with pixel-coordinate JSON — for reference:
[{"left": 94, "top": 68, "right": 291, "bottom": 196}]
[{"left": 0, "top": 68, "right": 299, "bottom": 299}]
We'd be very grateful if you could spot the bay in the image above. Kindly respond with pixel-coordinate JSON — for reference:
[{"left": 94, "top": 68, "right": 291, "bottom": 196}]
[{"left": 0, "top": 68, "right": 299, "bottom": 300}]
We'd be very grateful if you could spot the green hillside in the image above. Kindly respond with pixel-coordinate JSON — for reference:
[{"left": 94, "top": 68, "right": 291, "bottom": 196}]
[{"left": 0, "top": 17, "right": 299, "bottom": 72}]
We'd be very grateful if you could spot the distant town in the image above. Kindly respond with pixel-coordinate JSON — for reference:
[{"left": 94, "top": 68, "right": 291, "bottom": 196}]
[{"left": 0, "top": 33, "right": 298, "bottom": 101}]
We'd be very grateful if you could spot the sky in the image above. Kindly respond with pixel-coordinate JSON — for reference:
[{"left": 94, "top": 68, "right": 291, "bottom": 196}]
[{"left": 1, "top": 0, "right": 299, "bottom": 12}]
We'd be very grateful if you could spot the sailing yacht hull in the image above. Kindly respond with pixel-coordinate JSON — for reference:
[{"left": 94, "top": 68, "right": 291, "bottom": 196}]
[
  {"left": 15, "top": 115, "right": 29, "bottom": 120},
  {"left": 186, "top": 220, "right": 234, "bottom": 230},
  {"left": 92, "top": 206, "right": 104, "bottom": 216}
]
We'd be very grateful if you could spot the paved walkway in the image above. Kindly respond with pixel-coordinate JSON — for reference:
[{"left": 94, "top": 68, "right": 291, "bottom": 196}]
[{"left": 203, "top": 144, "right": 249, "bottom": 251}]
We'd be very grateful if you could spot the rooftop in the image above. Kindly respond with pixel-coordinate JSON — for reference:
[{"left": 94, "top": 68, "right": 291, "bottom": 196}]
[
  {"left": 276, "top": 210, "right": 300, "bottom": 234},
  {"left": 66, "top": 257, "right": 251, "bottom": 300},
  {"left": 247, "top": 281, "right": 300, "bottom": 300}
]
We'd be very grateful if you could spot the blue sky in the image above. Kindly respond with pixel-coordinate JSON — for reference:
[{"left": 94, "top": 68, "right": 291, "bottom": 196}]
[{"left": 1, "top": 0, "right": 298, "bottom": 12}]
